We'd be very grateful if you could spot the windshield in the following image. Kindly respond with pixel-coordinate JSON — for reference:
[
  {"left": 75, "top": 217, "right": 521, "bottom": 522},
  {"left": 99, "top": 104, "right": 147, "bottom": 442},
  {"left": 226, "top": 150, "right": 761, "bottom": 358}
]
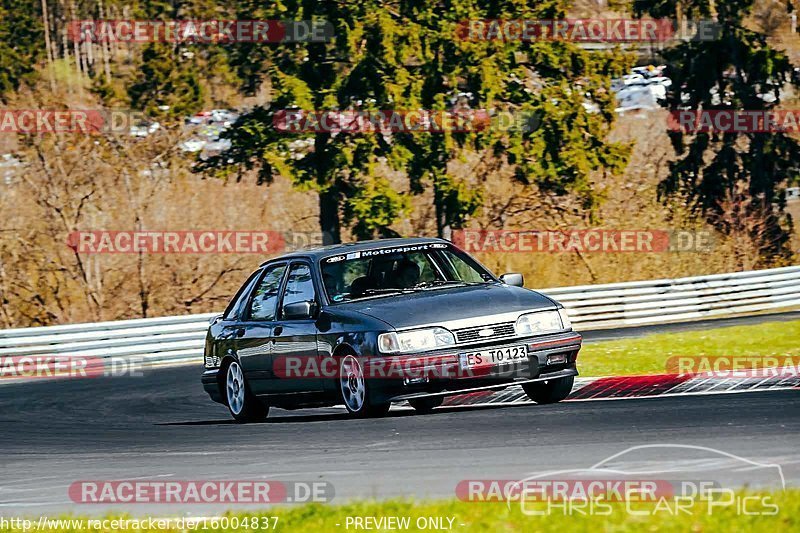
[{"left": 320, "top": 243, "right": 494, "bottom": 303}]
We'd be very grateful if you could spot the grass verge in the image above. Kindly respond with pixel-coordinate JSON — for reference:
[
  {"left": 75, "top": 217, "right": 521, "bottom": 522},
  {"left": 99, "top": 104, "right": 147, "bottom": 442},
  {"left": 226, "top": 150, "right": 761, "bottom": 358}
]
[
  {"left": 578, "top": 318, "right": 800, "bottom": 377},
  {"left": 2, "top": 490, "right": 797, "bottom": 532}
]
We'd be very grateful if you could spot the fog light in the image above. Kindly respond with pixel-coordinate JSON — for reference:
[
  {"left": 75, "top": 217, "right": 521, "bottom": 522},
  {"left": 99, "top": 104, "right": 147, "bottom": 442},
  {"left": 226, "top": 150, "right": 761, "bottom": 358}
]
[
  {"left": 403, "top": 377, "right": 429, "bottom": 386},
  {"left": 546, "top": 354, "right": 567, "bottom": 365}
]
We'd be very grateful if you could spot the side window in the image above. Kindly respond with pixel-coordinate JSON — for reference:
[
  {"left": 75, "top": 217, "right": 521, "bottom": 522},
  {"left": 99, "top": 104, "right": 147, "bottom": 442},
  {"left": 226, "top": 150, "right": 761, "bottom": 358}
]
[
  {"left": 248, "top": 264, "right": 287, "bottom": 321},
  {"left": 222, "top": 270, "right": 261, "bottom": 321},
  {"left": 281, "top": 264, "right": 316, "bottom": 316}
]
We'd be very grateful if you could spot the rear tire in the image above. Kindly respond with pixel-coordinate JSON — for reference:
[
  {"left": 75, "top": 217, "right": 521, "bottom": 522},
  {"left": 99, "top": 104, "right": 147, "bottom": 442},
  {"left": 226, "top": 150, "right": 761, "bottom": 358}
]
[
  {"left": 408, "top": 396, "right": 444, "bottom": 413},
  {"left": 338, "top": 354, "right": 390, "bottom": 418},
  {"left": 224, "top": 361, "right": 269, "bottom": 423},
  {"left": 522, "top": 376, "right": 574, "bottom": 404}
]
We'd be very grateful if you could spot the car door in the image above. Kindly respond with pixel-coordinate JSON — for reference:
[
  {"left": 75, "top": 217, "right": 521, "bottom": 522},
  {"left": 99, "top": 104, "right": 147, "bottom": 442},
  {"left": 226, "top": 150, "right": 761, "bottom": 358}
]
[
  {"left": 270, "top": 261, "right": 324, "bottom": 393},
  {"left": 236, "top": 262, "right": 287, "bottom": 395}
]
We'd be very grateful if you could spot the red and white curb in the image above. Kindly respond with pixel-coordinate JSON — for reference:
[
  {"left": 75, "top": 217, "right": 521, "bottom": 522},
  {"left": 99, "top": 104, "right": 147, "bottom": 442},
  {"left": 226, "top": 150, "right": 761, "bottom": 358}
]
[{"left": 441, "top": 368, "right": 800, "bottom": 407}]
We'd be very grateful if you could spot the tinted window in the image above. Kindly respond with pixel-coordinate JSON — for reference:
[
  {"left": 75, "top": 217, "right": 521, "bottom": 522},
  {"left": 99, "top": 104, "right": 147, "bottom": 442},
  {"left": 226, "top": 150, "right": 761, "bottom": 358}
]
[
  {"left": 439, "top": 251, "right": 486, "bottom": 283},
  {"left": 407, "top": 252, "right": 439, "bottom": 283},
  {"left": 222, "top": 270, "right": 261, "bottom": 320},
  {"left": 320, "top": 244, "right": 493, "bottom": 302},
  {"left": 325, "top": 260, "right": 368, "bottom": 297},
  {"left": 248, "top": 264, "right": 286, "bottom": 321},
  {"left": 281, "top": 264, "right": 316, "bottom": 315}
]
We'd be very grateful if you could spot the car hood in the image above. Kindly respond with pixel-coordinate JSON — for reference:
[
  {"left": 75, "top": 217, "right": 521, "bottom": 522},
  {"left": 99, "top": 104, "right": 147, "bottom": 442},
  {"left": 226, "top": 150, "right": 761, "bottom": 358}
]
[{"left": 339, "top": 283, "right": 557, "bottom": 330}]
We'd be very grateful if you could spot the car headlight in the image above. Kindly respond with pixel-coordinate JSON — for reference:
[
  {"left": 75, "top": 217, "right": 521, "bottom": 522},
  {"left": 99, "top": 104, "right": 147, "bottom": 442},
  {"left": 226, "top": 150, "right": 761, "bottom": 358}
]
[
  {"left": 378, "top": 327, "right": 456, "bottom": 354},
  {"left": 515, "top": 310, "right": 566, "bottom": 336}
]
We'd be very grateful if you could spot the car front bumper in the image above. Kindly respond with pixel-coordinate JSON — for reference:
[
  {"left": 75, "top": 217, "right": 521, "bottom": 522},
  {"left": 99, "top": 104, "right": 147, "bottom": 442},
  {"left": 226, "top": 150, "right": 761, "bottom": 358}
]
[
  {"left": 387, "top": 367, "right": 579, "bottom": 403},
  {"left": 201, "top": 369, "right": 222, "bottom": 403},
  {"left": 367, "top": 331, "right": 582, "bottom": 402}
]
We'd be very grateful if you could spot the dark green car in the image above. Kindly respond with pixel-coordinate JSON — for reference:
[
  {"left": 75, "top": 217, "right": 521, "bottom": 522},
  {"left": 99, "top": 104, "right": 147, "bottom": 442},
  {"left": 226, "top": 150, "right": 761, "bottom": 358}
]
[{"left": 202, "top": 238, "right": 581, "bottom": 422}]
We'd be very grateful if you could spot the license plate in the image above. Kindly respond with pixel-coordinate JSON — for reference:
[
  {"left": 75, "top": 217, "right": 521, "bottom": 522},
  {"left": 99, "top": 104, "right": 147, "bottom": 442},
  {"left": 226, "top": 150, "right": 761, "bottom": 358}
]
[{"left": 459, "top": 345, "right": 528, "bottom": 369}]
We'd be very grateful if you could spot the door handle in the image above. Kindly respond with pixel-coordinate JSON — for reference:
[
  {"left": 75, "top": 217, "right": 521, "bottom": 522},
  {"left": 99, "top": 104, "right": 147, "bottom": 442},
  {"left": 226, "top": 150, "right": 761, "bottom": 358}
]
[
  {"left": 273, "top": 326, "right": 283, "bottom": 336},
  {"left": 235, "top": 328, "right": 246, "bottom": 337}
]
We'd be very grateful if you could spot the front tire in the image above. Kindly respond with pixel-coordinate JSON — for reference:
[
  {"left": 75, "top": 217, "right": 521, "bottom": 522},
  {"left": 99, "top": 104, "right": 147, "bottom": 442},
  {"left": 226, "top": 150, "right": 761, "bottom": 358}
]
[
  {"left": 338, "top": 355, "right": 390, "bottom": 418},
  {"left": 408, "top": 396, "right": 444, "bottom": 413},
  {"left": 224, "top": 361, "right": 268, "bottom": 423},
  {"left": 522, "top": 375, "right": 574, "bottom": 404}
]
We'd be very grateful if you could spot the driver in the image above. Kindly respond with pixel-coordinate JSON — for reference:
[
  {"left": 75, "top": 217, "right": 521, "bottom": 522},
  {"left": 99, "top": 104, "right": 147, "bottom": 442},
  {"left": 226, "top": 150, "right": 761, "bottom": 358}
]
[{"left": 396, "top": 260, "right": 421, "bottom": 289}]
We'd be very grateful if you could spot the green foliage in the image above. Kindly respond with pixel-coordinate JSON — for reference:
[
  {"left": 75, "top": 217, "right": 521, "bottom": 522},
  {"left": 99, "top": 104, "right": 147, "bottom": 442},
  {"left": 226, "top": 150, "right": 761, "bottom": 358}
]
[
  {"left": 394, "top": 0, "right": 632, "bottom": 235},
  {"left": 224, "top": 0, "right": 275, "bottom": 95},
  {"left": 199, "top": 1, "right": 416, "bottom": 241},
  {"left": 202, "top": 0, "right": 632, "bottom": 241},
  {"left": 635, "top": 0, "right": 800, "bottom": 261},
  {"left": 1, "top": 0, "right": 632, "bottom": 241},
  {"left": 344, "top": 176, "right": 410, "bottom": 239},
  {"left": 0, "top": 0, "right": 44, "bottom": 100},
  {"left": 128, "top": 43, "right": 206, "bottom": 120}
]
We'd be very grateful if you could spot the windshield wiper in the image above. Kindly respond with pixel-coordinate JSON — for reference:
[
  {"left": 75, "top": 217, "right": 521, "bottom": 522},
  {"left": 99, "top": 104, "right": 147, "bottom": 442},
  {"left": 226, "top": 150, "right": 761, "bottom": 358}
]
[
  {"left": 412, "top": 280, "right": 483, "bottom": 290},
  {"left": 351, "top": 288, "right": 419, "bottom": 299},
  {"left": 361, "top": 288, "right": 414, "bottom": 295},
  {"left": 346, "top": 282, "right": 484, "bottom": 300}
]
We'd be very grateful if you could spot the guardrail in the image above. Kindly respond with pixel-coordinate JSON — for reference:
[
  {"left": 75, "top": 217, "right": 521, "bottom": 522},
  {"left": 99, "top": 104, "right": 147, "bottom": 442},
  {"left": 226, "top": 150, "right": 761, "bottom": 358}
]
[
  {"left": 546, "top": 265, "right": 800, "bottom": 329},
  {"left": 1, "top": 266, "right": 799, "bottom": 368}
]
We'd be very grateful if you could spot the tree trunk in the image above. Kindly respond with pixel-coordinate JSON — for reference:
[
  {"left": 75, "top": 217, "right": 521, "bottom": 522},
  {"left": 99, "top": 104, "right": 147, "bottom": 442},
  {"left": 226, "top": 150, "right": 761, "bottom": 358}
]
[
  {"left": 319, "top": 188, "right": 341, "bottom": 244},
  {"left": 40, "top": 0, "right": 56, "bottom": 91},
  {"left": 433, "top": 181, "right": 444, "bottom": 238},
  {"left": 314, "top": 131, "right": 340, "bottom": 244},
  {"left": 97, "top": 0, "right": 112, "bottom": 82}
]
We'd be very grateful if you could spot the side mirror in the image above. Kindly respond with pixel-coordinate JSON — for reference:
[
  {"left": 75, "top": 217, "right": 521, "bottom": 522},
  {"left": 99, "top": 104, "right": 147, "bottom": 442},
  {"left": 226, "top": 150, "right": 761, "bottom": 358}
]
[
  {"left": 283, "top": 300, "right": 317, "bottom": 320},
  {"left": 209, "top": 314, "right": 223, "bottom": 325},
  {"left": 500, "top": 273, "right": 524, "bottom": 287}
]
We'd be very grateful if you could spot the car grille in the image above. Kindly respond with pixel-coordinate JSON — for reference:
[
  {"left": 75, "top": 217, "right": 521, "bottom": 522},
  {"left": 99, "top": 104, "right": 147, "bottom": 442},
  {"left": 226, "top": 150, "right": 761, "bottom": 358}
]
[{"left": 453, "top": 322, "right": 516, "bottom": 344}]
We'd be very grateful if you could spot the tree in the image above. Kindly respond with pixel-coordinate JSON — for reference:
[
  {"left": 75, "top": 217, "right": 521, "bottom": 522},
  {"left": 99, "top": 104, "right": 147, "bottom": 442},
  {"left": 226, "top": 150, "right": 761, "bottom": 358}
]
[
  {"left": 198, "top": 1, "right": 412, "bottom": 242},
  {"left": 634, "top": 0, "right": 800, "bottom": 262},
  {"left": 0, "top": 0, "right": 45, "bottom": 100},
  {"left": 126, "top": 0, "right": 231, "bottom": 119},
  {"left": 128, "top": 42, "right": 205, "bottom": 119},
  {"left": 202, "top": 0, "right": 632, "bottom": 241},
  {"left": 394, "top": 0, "right": 632, "bottom": 237}
]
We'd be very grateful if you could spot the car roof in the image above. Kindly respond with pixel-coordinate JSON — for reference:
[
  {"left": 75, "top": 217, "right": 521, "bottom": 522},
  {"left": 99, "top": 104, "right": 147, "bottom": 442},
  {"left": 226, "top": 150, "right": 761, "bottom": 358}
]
[{"left": 259, "top": 237, "right": 450, "bottom": 266}]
